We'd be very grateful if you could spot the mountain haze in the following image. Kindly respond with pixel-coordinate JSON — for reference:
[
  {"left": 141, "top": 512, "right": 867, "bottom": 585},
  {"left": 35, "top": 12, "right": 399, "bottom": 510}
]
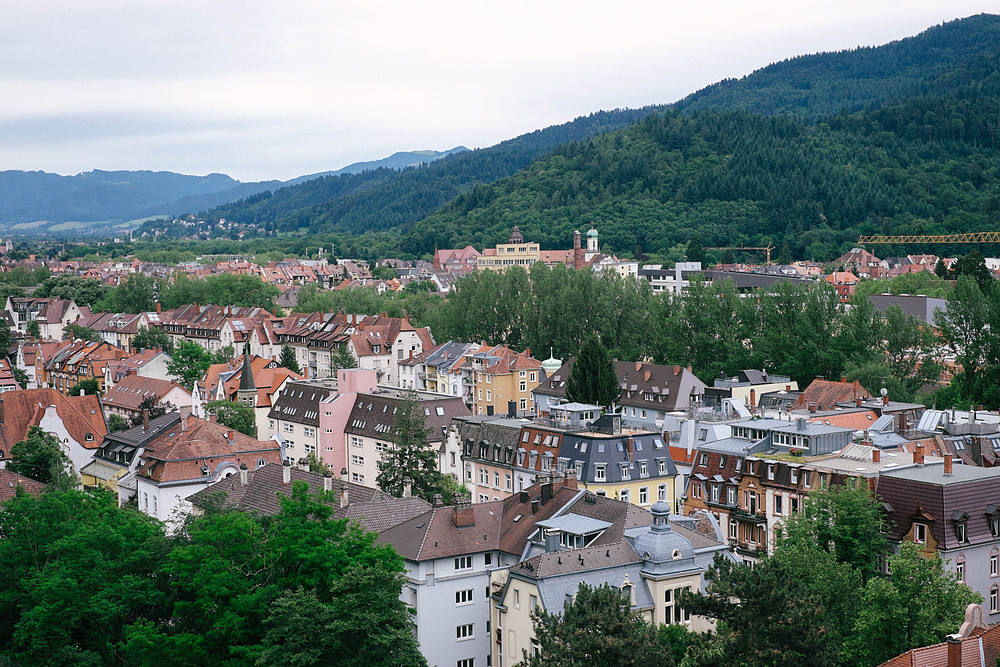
[
  {"left": 0, "top": 149, "right": 465, "bottom": 228},
  {"left": 204, "top": 13, "right": 1000, "bottom": 259}
]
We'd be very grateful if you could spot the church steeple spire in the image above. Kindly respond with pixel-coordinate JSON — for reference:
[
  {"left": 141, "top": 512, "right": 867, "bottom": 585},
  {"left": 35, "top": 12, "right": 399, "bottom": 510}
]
[{"left": 237, "top": 339, "right": 256, "bottom": 407}]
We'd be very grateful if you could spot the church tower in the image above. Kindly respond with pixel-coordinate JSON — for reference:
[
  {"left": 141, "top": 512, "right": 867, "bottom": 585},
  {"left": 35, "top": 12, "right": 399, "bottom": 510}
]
[{"left": 236, "top": 339, "right": 257, "bottom": 408}]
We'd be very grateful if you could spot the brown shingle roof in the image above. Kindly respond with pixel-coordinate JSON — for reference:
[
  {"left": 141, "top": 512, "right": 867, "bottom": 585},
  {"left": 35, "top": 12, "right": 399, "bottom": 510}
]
[
  {"left": 135, "top": 415, "right": 281, "bottom": 483},
  {"left": 0, "top": 388, "right": 107, "bottom": 454},
  {"left": 103, "top": 375, "right": 187, "bottom": 411},
  {"left": 0, "top": 468, "right": 45, "bottom": 502}
]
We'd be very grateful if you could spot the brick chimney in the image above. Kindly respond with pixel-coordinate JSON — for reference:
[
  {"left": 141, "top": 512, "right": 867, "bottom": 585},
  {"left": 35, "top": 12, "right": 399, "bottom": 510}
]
[
  {"left": 635, "top": 361, "right": 641, "bottom": 371},
  {"left": 946, "top": 634, "right": 962, "bottom": 667},
  {"left": 944, "top": 453, "right": 954, "bottom": 476},
  {"left": 882, "top": 393, "right": 889, "bottom": 406},
  {"left": 432, "top": 493, "right": 444, "bottom": 508},
  {"left": 914, "top": 443, "right": 925, "bottom": 466},
  {"left": 452, "top": 495, "right": 475, "bottom": 527},
  {"left": 871, "top": 446, "right": 880, "bottom": 463},
  {"left": 564, "top": 468, "right": 579, "bottom": 490}
]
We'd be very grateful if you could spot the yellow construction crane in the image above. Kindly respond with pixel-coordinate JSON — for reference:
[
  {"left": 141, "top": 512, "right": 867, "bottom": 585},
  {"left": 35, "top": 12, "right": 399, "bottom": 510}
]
[
  {"left": 706, "top": 244, "right": 775, "bottom": 264},
  {"left": 858, "top": 232, "right": 1000, "bottom": 244}
]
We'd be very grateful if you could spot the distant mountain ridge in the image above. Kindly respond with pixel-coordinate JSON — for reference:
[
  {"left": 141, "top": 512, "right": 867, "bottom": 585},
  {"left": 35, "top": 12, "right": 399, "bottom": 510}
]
[
  {"left": 0, "top": 148, "right": 467, "bottom": 228},
  {"left": 202, "top": 14, "right": 1000, "bottom": 245}
]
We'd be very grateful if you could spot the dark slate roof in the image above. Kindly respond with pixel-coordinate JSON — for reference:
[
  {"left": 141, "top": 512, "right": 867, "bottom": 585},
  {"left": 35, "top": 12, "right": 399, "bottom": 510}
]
[
  {"left": 268, "top": 381, "right": 337, "bottom": 426},
  {"left": 879, "top": 461, "right": 1000, "bottom": 550},
  {"left": 535, "top": 359, "right": 706, "bottom": 412},
  {"left": 345, "top": 391, "right": 470, "bottom": 443},
  {"left": 97, "top": 413, "right": 181, "bottom": 455}
]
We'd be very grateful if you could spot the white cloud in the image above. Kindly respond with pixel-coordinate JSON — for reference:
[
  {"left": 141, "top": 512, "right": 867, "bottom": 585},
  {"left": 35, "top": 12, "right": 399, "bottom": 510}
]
[{"left": 0, "top": 0, "right": 994, "bottom": 180}]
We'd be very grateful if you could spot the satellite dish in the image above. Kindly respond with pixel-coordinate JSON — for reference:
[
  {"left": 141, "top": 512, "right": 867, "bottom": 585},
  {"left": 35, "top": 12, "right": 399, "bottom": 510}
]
[{"left": 880, "top": 388, "right": 888, "bottom": 397}]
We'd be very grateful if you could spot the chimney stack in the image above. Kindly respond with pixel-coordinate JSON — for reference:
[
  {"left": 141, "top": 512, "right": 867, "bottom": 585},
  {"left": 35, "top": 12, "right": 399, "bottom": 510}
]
[
  {"left": 882, "top": 393, "right": 889, "bottom": 406},
  {"left": 840, "top": 376, "right": 846, "bottom": 384},
  {"left": 432, "top": 493, "right": 444, "bottom": 508},
  {"left": 340, "top": 483, "right": 349, "bottom": 508},
  {"left": 564, "top": 467, "right": 579, "bottom": 490},
  {"left": 403, "top": 476, "right": 413, "bottom": 498},
  {"left": 796, "top": 418, "right": 807, "bottom": 431},
  {"left": 282, "top": 459, "right": 291, "bottom": 484},
  {"left": 872, "top": 447, "right": 880, "bottom": 463},
  {"left": 944, "top": 454, "right": 954, "bottom": 476},
  {"left": 239, "top": 463, "right": 248, "bottom": 486},
  {"left": 856, "top": 397, "right": 863, "bottom": 408},
  {"left": 297, "top": 457, "right": 309, "bottom": 472},
  {"left": 452, "top": 495, "right": 475, "bottom": 527},
  {"left": 946, "top": 634, "right": 962, "bottom": 667},
  {"left": 915, "top": 443, "right": 925, "bottom": 466},
  {"left": 541, "top": 482, "right": 553, "bottom": 505},
  {"left": 531, "top": 499, "right": 540, "bottom": 514},
  {"left": 179, "top": 405, "right": 191, "bottom": 431},
  {"left": 323, "top": 471, "right": 333, "bottom": 492}
]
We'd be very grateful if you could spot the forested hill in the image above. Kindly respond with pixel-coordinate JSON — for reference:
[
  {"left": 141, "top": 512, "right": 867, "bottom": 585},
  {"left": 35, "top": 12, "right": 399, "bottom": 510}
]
[
  {"left": 205, "top": 14, "right": 1000, "bottom": 247},
  {"left": 674, "top": 14, "right": 1000, "bottom": 117},
  {"left": 404, "top": 89, "right": 1000, "bottom": 261},
  {"left": 202, "top": 106, "right": 670, "bottom": 234}
]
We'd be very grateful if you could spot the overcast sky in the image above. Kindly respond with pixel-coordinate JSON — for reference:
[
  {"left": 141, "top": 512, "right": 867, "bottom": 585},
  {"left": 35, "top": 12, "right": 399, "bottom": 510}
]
[{"left": 1, "top": 1, "right": 994, "bottom": 182}]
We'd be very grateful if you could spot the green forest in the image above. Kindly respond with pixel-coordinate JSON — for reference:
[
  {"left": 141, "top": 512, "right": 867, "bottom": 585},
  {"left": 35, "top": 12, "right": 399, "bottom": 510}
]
[
  {"left": 173, "top": 14, "right": 1000, "bottom": 266},
  {"left": 0, "top": 484, "right": 425, "bottom": 667}
]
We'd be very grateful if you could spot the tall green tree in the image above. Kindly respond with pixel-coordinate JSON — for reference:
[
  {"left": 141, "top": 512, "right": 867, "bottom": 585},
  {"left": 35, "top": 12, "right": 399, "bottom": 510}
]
[
  {"left": 330, "top": 345, "right": 357, "bottom": 375},
  {"left": 685, "top": 236, "right": 705, "bottom": 265},
  {"left": 167, "top": 341, "right": 213, "bottom": 390},
  {"left": 257, "top": 567, "right": 428, "bottom": 667},
  {"left": 206, "top": 400, "right": 258, "bottom": 438},
  {"left": 681, "top": 553, "right": 840, "bottom": 667},
  {"left": 7, "top": 426, "right": 73, "bottom": 486},
  {"left": 376, "top": 390, "right": 443, "bottom": 501},
  {"left": 68, "top": 378, "right": 102, "bottom": 397},
  {"left": 279, "top": 344, "right": 301, "bottom": 374},
  {"left": 566, "top": 334, "right": 620, "bottom": 408},
  {"left": 779, "top": 482, "right": 888, "bottom": 581},
  {"left": 523, "top": 583, "right": 672, "bottom": 667},
  {"left": 62, "top": 323, "right": 102, "bottom": 342},
  {"left": 133, "top": 327, "right": 174, "bottom": 353},
  {"left": 95, "top": 273, "right": 160, "bottom": 313}
]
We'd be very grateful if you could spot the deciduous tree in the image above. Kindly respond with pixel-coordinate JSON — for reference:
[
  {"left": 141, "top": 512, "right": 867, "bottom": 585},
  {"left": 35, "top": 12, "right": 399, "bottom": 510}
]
[{"left": 206, "top": 400, "right": 257, "bottom": 437}]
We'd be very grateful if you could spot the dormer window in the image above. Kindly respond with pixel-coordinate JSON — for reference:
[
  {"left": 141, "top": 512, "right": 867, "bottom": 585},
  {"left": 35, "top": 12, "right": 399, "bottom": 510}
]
[
  {"left": 952, "top": 511, "right": 970, "bottom": 543},
  {"left": 987, "top": 506, "right": 1000, "bottom": 537}
]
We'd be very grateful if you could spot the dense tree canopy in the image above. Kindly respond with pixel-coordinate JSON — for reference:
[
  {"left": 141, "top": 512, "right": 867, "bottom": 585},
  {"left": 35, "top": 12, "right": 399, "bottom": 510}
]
[
  {"left": 682, "top": 483, "right": 980, "bottom": 667},
  {"left": 524, "top": 583, "right": 672, "bottom": 667}
]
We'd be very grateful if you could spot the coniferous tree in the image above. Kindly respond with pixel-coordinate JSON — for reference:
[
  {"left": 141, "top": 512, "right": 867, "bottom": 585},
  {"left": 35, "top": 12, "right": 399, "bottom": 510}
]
[
  {"left": 280, "top": 344, "right": 301, "bottom": 374},
  {"left": 523, "top": 583, "right": 671, "bottom": 667},
  {"left": 376, "top": 390, "right": 443, "bottom": 501},
  {"left": 566, "top": 335, "right": 620, "bottom": 408}
]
